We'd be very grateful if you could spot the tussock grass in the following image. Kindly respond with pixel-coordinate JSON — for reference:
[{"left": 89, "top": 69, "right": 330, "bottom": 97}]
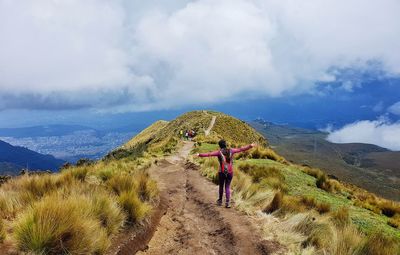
[
  {"left": 300, "top": 196, "right": 331, "bottom": 214},
  {"left": 263, "top": 191, "right": 283, "bottom": 214},
  {"left": 358, "top": 231, "right": 400, "bottom": 255},
  {"left": 331, "top": 206, "right": 351, "bottom": 228},
  {"left": 107, "top": 173, "right": 136, "bottom": 196},
  {"left": 236, "top": 147, "right": 285, "bottom": 163},
  {"left": 388, "top": 216, "right": 400, "bottom": 229},
  {"left": 302, "top": 167, "right": 324, "bottom": 179},
  {"left": 14, "top": 195, "right": 110, "bottom": 255},
  {"left": 316, "top": 174, "right": 334, "bottom": 192},
  {"left": 198, "top": 158, "right": 220, "bottom": 184},
  {"left": 303, "top": 220, "right": 335, "bottom": 250},
  {"left": 0, "top": 218, "right": 5, "bottom": 242},
  {"left": 89, "top": 192, "right": 126, "bottom": 235},
  {"left": 334, "top": 225, "right": 363, "bottom": 255},
  {"left": 380, "top": 201, "right": 400, "bottom": 218},
  {"left": 118, "top": 191, "right": 151, "bottom": 223},
  {"left": 238, "top": 163, "right": 283, "bottom": 183},
  {"left": 136, "top": 172, "right": 159, "bottom": 202},
  {"left": 0, "top": 155, "right": 158, "bottom": 254},
  {"left": 66, "top": 166, "right": 88, "bottom": 181},
  {"left": 97, "top": 167, "right": 116, "bottom": 181}
]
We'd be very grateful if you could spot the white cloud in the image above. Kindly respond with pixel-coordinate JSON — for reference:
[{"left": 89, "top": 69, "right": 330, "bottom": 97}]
[
  {"left": 327, "top": 118, "right": 400, "bottom": 151},
  {"left": 388, "top": 101, "right": 400, "bottom": 115},
  {"left": 0, "top": 0, "right": 399, "bottom": 111}
]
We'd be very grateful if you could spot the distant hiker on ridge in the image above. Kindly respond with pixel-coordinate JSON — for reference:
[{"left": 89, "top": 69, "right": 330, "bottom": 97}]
[{"left": 196, "top": 140, "right": 256, "bottom": 208}]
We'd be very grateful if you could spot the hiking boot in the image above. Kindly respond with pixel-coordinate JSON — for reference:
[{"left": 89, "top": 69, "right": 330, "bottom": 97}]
[
  {"left": 216, "top": 199, "right": 222, "bottom": 206},
  {"left": 225, "top": 202, "right": 231, "bottom": 208}
]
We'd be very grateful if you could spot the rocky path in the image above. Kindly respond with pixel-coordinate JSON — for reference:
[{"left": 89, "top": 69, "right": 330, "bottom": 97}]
[
  {"left": 136, "top": 142, "right": 280, "bottom": 255},
  {"left": 204, "top": 116, "right": 216, "bottom": 136}
]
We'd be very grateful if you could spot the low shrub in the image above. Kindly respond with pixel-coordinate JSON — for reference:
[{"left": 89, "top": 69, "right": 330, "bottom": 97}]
[
  {"left": 118, "top": 191, "right": 151, "bottom": 223},
  {"left": 76, "top": 158, "right": 95, "bottom": 166},
  {"left": 358, "top": 231, "right": 400, "bottom": 255}
]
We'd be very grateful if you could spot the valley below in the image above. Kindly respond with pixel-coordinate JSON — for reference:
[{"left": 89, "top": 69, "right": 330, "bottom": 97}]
[{"left": 250, "top": 119, "right": 400, "bottom": 201}]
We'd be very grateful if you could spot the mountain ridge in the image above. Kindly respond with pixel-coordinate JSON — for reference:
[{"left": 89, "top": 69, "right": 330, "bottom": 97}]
[{"left": 0, "top": 139, "right": 64, "bottom": 175}]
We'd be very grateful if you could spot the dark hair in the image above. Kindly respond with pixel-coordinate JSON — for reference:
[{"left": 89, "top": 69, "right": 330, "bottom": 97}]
[{"left": 218, "top": 139, "right": 227, "bottom": 149}]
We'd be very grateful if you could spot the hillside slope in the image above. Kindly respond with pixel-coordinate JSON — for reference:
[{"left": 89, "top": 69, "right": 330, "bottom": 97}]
[
  {"left": 110, "top": 110, "right": 267, "bottom": 159},
  {"left": 250, "top": 119, "right": 400, "bottom": 201},
  {"left": 0, "top": 140, "right": 64, "bottom": 174}
]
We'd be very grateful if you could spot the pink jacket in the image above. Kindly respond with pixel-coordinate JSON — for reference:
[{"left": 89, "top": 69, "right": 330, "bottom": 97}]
[{"left": 198, "top": 144, "right": 253, "bottom": 173}]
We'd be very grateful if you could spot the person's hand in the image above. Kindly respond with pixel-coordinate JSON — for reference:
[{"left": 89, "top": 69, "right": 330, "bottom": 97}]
[
  {"left": 251, "top": 143, "right": 257, "bottom": 147},
  {"left": 195, "top": 153, "right": 200, "bottom": 157}
]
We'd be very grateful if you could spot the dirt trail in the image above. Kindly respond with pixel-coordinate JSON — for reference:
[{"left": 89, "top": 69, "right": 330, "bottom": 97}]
[
  {"left": 204, "top": 116, "right": 216, "bottom": 136},
  {"left": 136, "top": 142, "right": 281, "bottom": 255}
]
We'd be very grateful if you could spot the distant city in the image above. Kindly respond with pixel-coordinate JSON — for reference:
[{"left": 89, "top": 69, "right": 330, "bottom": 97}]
[{"left": 0, "top": 127, "right": 135, "bottom": 163}]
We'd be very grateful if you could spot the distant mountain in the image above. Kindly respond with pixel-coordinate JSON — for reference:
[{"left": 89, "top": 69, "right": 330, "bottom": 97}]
[
  {"left": 0, "top": 124, "right": 94, "bottom": 138},
  {"left": 0, "top": 124, "right": 136, "bottom": 163},
  {"left": 0, "top": 140, "right": 65, "bottom": 175},
  {"left": 250, "top": 119, "right": 400, "bottom": 201}
]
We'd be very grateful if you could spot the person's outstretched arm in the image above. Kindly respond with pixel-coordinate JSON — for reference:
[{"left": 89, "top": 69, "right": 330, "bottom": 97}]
[
  {"left": 197, "top": 150, "right": 220, "bottom": 157},
  {"left": 231, "top": 143, "right": 256, "bottom": 155}
]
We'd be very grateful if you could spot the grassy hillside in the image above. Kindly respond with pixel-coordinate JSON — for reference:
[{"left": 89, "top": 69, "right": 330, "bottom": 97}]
[
  {"left": 250, "top": 120, "right": 400, "bottom": 201},
  {"left": 194, "top": 141, "right": 400, "bottom": 254},
  {"left": 112, "top": 110, "right": 266, "bottom": 159},
  {"left": 189, "top": 114, "right": 400, "bottom": 254},
  {"left": 0, "top": 155, "right": 157, "bottom": 254}
]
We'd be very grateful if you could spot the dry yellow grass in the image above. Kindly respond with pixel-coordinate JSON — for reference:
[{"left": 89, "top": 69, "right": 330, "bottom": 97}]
[
  {"left": 358, "top": 232, "right": 400, "bottom": 255},
  {"left": 14, "top": 195, "right": 110, "bottom": 254},
  {"left": 123, "top": 120, "right": 169, "bottom": 150},
  {"left": 0, "top": 218, "right": 5, "bottom": 242},
  {"left": 0, "top": 156, "right": 158, "bottom": 254}
]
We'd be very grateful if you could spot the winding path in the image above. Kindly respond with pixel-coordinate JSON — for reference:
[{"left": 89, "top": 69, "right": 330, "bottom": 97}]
[
  {"left": 204, "top": 116, "right": 216, "bottom": 136},
  {"left": 134, "top": 142, "right": 281, "bottom": 255}
]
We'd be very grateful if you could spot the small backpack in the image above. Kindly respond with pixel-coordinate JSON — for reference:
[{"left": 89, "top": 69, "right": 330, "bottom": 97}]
[{"left": 219, "top": 149, "right": 232, "bottom": 176}]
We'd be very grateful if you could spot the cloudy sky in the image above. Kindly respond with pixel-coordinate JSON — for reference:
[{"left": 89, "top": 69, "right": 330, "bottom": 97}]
[{"left": 0, "top": 0, "right": 399, "bottom": 149}]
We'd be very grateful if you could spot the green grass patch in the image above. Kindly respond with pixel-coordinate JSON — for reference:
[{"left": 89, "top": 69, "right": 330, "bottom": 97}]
[{"left": 240, "top": 158, "right": 400, "bottom": 240}]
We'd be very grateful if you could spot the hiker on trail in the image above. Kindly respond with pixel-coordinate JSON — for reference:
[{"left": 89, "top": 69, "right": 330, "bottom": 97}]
[
  {"left": 196, "top": 140, "right": 256, "bottom": 208},
  {"left": 185, "top": 130, "right": 189, "bottom": 140},
  {"left": 179, "top": 130, "right": 184, "bottom": 140}
]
